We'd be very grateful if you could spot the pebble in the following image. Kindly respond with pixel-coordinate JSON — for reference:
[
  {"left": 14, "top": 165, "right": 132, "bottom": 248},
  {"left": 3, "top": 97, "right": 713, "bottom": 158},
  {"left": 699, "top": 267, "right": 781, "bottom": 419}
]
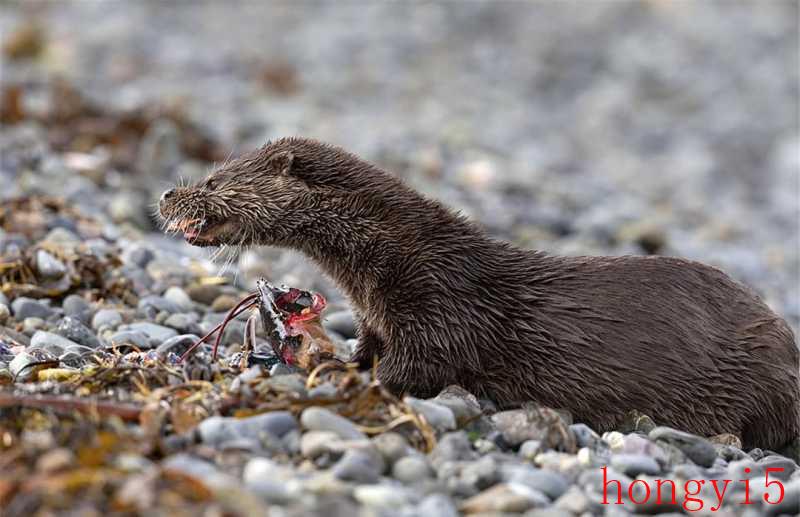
[
  {"left": 29, "top": 331, "right": 81, "bottom": 355},
  {"left": 185, "top": 283, "right": 225, "bottom": 305},
  {"left": 553, "top": 485, "right": 591, "bottom": 514},
  {"left": 163, "top": 286, "right": 194, "bottom": 312},
  {"left": 323, "top": 309, "right": 357, "bottom": 338},
  {"left": 22, "top": 317, "right": 46, "bottom": 335},
  {"left": 108, "top": 330, "right": 150, "bottom": 349},
  {"left": 155, "top": 334, "right": 201, "bottom": 358},
  {"left": 122, "top": 322, "right": 178, "bottom": 347},
  {"left": 332, "top": 449, "right": 383, "bottom": 483},
  {"left": 122, "top": 245, "right": 155, "bottom": 268},
  {"left": 61, "top": 294, "right": 92, "bottom": 324},
  {"left": 570, "top": 423, "right": 601, "bottom": 449},
  {"left": 301, "top": 407, "right": 367, "bottom": 441},
  {"left": 491, "top": 407, "right": 574, "bottom": 450},
  {"left": 417, "top": 493, "right": 459, "bottom": 517},
  {"left": 649, "top": 426, "right": 717, "bottom": 467},
  {"left": 162, "top": 313, "right": 201, "bottom": 335},
  {"left": 405, "top": 396, "right": 457, "bottom": 432},
  {"left": 91, "top": 308, "right": 123, "bottom": 330},
  {"left": 610, "top": 453, "right": 662, "bottom": 477},
  {"left": 211, "top": 294, "right": 238, "bottom": 312},
  {"left": 35, "top": 249, "right": 67, "bottom": 279},
  {"left": 301, "top": 430, "right": 342, "bottom": 459},
  {"left": 0, "top": 304, "right": 9, "bottom": 324},
  {"left": 198, "top": 411, "right": 298, "bottom": 448},
  {"left": 137, "top": 295, "right": 182, "bottom": 317},
  {"left": 372, "top": 432, "right": 413, "bottom": 466},
  {"left": 55, "top": 316, "right": 101, "bottom": 348},
  {"left": 519, "top": 440, "right": 544, "bottom": 461},
  {"left": 503, "top": 465, "right": 568, "bottom": 500},
  {"left": 353, "top": 484, "right": 412, "bottom": 508},
  {"left": 392, "top": 455, "right": 433, "bottom": 483},
  {"left": 11, "top": 297, "right": 54, "bottom": 320},
  {"left": 9, "top": 350, "right": 56, "bottom": 381},
  {"left": 430, "top": 431, "right": 477, "bottom": 466},
  {"left": 432, "top": 385, "right": 484, "bottom": 426},
  {"left": 461, "top": 483, "right": 547, "bottom": 513}
]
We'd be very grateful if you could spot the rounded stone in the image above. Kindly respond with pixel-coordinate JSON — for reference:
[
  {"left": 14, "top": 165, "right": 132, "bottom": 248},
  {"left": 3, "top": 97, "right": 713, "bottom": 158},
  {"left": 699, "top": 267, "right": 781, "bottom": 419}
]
[
  {"left": 332, "top": 449, "right": 383, "bottom": 484},
  {"left": 301, "top": 407, "right": 367, "bottom": 441},
  {"left": 392, "top": 455, "right": 433, "bottom": 483},
  {"left": 29, "top": 331, "right": 81, "bottom": 355},
  {"left": 55, "top": 317, "right": 101, "bottom": 348},
  {"left": 610, "top": 453, "right": 662, "bottom": 476},
  {"left": 163, "top": 286, "right": 194, "bottom": 312},
  {"left": 92, "top": 309, "right": 123, "bottom": 330},
  {"left": 108, "top": 330, "right": 150, "bottom": 349},
  {"left": 11, "top": 297, "right": 54, "bottom": 321},
  {"left": 156, "top": 334, "right": 201, "bottom": 358},
  {"left": 649, "top": 426, "right": 716, "bottom": 467},
  {"left": 404, "top": 396, "right": 456, "bottom": 432}
]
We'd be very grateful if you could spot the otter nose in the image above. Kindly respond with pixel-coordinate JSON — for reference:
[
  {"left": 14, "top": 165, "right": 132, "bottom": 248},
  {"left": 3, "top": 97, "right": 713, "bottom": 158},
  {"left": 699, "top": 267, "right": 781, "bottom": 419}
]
[{"left": 160, "top": 188, "right": 176, "bottom": 206}]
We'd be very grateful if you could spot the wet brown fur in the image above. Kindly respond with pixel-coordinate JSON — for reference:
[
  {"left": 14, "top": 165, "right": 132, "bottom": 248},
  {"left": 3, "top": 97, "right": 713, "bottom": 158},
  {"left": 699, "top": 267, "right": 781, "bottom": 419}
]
[{"left": 160, "top": 137, "right": 800, "bottom": 450}]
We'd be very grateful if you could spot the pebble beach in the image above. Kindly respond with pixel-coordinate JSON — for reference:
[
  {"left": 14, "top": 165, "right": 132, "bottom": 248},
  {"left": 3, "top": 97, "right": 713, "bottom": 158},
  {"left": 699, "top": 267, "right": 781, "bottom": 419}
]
[{"left": 0, "top": 2, "right": 798, "bottom": 515}]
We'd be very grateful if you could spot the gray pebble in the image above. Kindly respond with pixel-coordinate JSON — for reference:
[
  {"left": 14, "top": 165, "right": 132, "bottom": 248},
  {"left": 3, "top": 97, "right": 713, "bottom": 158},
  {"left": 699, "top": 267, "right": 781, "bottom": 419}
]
[
  {"left": 372, "top": 432, "right": 413, "bottom": 466},
  {"left": 323, "top": 309, "right": 357, "bottom": 338},
  {"left": 22, "top": 317, "right": 46, "bottom": 335},
  {"left": 503, "top": 465, "right": 568, "bottom": 500},
  {"left": 554, "top": 485, "right": 591, "bottom": 514},
  {"left": 29, "top": 331, "right": 81, "bottom": 355},
  {"left": 55, "top": 317, "right": 101, "bottom": 348},
  {"left": 11, "top": 297, "right": 54, "bottom": 321},
  {"left": 301, "top": 430, "right": 342, "bottom": 459},
  {"left": 163, "top": 286, "right": 194, "bottom": 312},
  {"left": 392, "top": 455, "right": 433, "bottom": 483},
  {"left": 122, "top": 245, "right": 155, "bottom": 268},
  {"left": 163, "top": 313, "right": 201, "bottom": 335},
  {"left": 404, "top": 396, "right": 456, "bottom": 432},
  {"left": 570, "top": 423, "right": 601, "bottom": 448},
  {"left": 432, "top": 385, "right": 483, "bottom": 426},
  {"left": 649, "top": 426, "right": 717, "bottom": 467},
  {"left": 519, "top": 440, "right": 544, "bottom": 460},
  {"left": 610, "top": 453, "right": 662, "bottom": 476},
  {"left": 156, "top": 334, "right": 201, "bottom": 358},
  {"left": 92, "top": 309, "right": 123, "bottom": 330},
  {"left": 417, "top": 493, "right": 459, "bottom": 517},
  {"left": 332, "top": 449, "right": 383, "bottom": 483},
  {"left": 198, "top": 411, "right": 298, "bottom": 448},
  {"left": 430, "top": 431, "right": 477, "bottom": 466},
  {"left": 108, "top": 330, "right": 150, "bottom": 349},
  {"left": 124, "top": 322, "right": 178, "bottom": 347},
  {"left": 62, "top": 294, "right": 92, "bottom": 324},
  {"left": 353, "top": 484, "right": 412, "bottom": 508},
  {"left": 36, "top": 249, "right": 67, "bottom": 279},
  {"left": 137, "top": 295, "right": 182, "bottom": 317},
  {"left": 301, "top": 407, "right": 367, "bottom": 441},
  {"left": 461, "top": 455, "right": 499, "bottom": 490}
]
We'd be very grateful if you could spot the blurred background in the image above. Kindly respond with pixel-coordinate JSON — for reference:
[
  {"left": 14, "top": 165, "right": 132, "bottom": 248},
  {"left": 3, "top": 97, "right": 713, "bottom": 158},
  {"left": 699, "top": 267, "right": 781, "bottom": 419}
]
[{"left": 1, "top": 1, "right": 798, "bottom": 331}]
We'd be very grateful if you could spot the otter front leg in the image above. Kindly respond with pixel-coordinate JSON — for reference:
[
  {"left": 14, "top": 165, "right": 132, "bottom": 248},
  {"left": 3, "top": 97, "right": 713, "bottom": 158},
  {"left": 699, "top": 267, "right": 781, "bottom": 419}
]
[
  {"left": 376, "top": 343, "right": 452, "bottom": 399},
  {"left": 350, "top": 320, "right": 384, "bottom": 370}
]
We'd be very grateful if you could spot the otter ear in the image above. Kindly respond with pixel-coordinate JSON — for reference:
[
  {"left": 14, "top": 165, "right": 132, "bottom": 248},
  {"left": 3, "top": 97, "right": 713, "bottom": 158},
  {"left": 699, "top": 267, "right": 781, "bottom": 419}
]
[{"left": 268, "top": 151, "right": 294, "bottom": 176}]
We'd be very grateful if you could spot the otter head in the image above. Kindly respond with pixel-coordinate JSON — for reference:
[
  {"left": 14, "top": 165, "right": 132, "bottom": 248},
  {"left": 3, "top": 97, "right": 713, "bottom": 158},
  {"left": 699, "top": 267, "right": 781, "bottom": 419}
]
[
  {"left": 158, "top": 141, "right": 310, "bottom": 248},
  {"left": 158, "top": 137, "right": 390, "bottom": 249}
]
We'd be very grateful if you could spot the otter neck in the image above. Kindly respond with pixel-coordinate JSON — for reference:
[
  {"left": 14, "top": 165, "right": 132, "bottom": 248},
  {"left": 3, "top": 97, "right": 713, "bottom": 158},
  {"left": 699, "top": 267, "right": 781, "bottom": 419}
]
[{"left": 285, "top": 191, "right": 485, "bottom": 312}]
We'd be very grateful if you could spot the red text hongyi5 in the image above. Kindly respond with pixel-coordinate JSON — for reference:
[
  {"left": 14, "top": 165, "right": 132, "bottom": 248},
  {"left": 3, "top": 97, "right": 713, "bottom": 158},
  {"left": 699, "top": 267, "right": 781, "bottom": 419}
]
[{"left": 601, "top": 466, "right": 786, "bottom": 512}]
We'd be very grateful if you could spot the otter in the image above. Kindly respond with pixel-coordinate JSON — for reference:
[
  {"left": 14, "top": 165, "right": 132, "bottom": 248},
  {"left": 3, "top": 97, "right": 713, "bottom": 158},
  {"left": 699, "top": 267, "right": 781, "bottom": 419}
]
[{"left": 159, "top": 137, "right": 799, "bottom": 451}]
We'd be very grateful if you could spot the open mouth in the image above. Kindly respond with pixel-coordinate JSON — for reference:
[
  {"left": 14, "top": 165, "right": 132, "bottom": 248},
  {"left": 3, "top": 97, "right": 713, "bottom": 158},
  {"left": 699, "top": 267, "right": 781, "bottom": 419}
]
[{"left": 167, "top": 218, "right": 227, "bottom": 247}]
